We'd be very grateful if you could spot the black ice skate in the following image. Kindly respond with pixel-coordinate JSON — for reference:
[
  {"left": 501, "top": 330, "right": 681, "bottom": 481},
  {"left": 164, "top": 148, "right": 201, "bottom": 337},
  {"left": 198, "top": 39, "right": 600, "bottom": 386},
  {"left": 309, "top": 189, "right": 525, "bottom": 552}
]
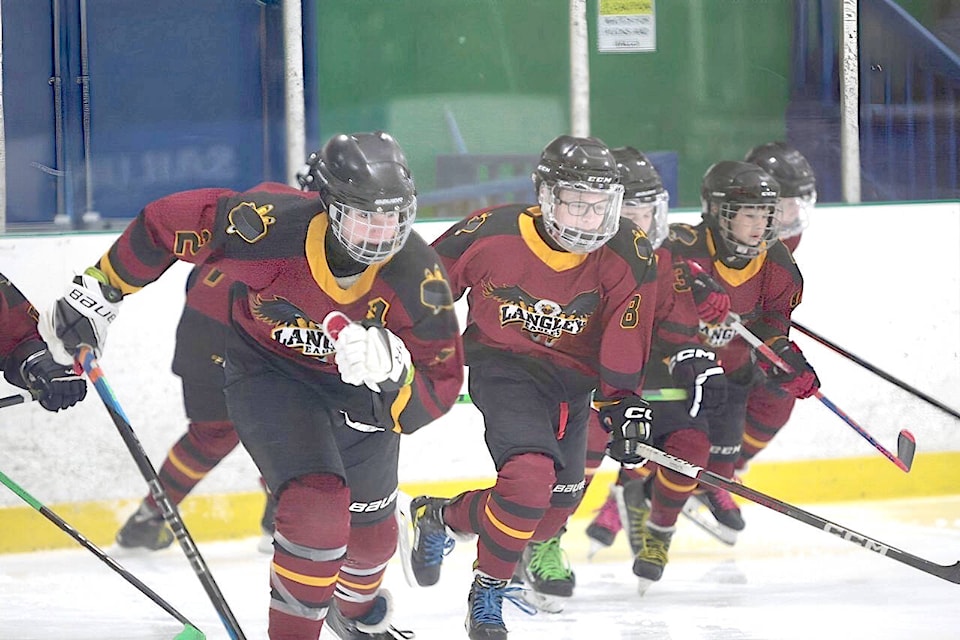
[
  {"left": 408, "top": 495, "right": 455, "bottom": 587},
  {"left": 465, "top": 571, "right": 535, "bottom": 640},
  {"left": 619, "top": 477, "right": 652, "bottom": 557},
  {"left": 325, "top": 590, "right": 414, "bottom": 639},
  {"left": 514, "top": 534, "right": 575, "bottom": 613},
  {"left": 681, "top": 485, "right": 744, "bottom": 545},
  {"left": 585, "top": 484, "right": 622, "bottom": 558},
  {"left": 632, "top": 522, "right": 674, "bottom": 595},
  {"left": 115, "top": 501, "right": 174, "bottom": 551}
]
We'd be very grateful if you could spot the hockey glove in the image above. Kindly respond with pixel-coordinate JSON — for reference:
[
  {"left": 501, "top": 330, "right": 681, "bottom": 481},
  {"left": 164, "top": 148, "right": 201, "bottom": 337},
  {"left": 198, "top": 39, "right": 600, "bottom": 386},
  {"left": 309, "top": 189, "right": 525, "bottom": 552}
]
[
  {"left": 690, "top": 269, "right": 731, "bottom": 324},
  {"left": 599, "top": 396, "right": 653, "bottom": 465},
  {"left": 668, "top": 347, "right": 726, "bottom": 418},
  {"left": 38, "top": 267, "right": 122, "bottom": 365},
  {"left": 333, "top": 322, "right": 414, "bottom": 394},
  {"left": 758, "top": 337, "right": 820, "bottom": 399}
]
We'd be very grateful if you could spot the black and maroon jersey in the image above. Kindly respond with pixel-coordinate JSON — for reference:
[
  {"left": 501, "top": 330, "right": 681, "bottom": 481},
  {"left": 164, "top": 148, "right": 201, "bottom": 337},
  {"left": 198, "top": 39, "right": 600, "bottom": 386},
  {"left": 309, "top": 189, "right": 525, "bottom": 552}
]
[
  {"left": 93, "top": 182, "right": 464, "bottom": 434},
  {"left": 664, "top": 221, "right": 803, "bottom": 381},
  {"left": 649, "top": 244, "right": 702, "bottom": 364},
  {"left": 431, "top": 205, "right": 657, "bottom": 401},
  {"left": 171, "top": 262, "right": 233, "bottom": 383},
  {"left": 0, "top": 273, "right": 42, "bottom": 360}
]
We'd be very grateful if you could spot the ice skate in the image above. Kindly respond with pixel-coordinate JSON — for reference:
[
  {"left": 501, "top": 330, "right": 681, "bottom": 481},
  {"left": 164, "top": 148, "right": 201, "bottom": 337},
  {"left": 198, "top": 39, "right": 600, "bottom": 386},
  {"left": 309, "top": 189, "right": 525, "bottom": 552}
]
[
  {"left": 632, "top": 522, "right": 674, "bottom": 595},
  {"left": 408, "top": 495, "right": 456, "bottom": 587},
  {"left": 325, "top": 589, "right": 415, "bottom": 639},
  {"left": 585, "top": 484, "right": 623, "bottom": 559},
  {"left": 115, "top": 501, "right": 174, "bottom": 551},
  {"left": 619, "top": 477, "right": 651, "bottom": 556},
  {"left": 515, "top": 533, "right": 575, "bottom": 613},
  {"left": 465, "top": 571, "right": 535, "bottom": 640},
  {"left": 681, "top": 485, "right": 743, "bottom": 545}
]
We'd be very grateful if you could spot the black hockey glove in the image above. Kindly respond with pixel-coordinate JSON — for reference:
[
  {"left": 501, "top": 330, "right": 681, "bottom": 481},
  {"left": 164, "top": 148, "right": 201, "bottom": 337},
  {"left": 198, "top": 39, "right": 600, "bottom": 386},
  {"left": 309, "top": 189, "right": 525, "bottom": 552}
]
[
  {"left": 38, "top": 267, "right": 123, "bottom": 365},
  {"left": 3, "top": 341, "right": 87, "bottom": 412},
  {"left": 599, "top": 396, "right": 653, "bottom": 465},
  {"left": 668, "top": 347, "right": 727, "bottom": 418}
]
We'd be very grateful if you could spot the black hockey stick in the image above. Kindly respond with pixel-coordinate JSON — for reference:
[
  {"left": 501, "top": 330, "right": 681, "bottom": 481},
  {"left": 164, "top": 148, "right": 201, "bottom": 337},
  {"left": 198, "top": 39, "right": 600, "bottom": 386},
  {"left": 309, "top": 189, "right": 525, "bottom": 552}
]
[
  {"left": 0, "top": 468, "right": 205, "bottom": 640},
  {"left": 76, "top": 347, "right": 247, "bottom": 640},
  {"left": 0, "top": 390, "right": 35, "bottom": 409},
  {"left": 635, "top": 442, "right": 960, "bottom": 585},
  {"left": 792, "top": 320, "right": 960, "bottom": 421}
]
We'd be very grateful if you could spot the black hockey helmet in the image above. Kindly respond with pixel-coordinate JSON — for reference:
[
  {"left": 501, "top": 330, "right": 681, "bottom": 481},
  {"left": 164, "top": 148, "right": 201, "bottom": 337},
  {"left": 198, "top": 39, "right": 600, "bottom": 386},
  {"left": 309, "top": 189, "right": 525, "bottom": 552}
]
[
  {"left": 612, "top": 146, "right": 669, "bottom": 249},
  {"left": 744, "top": 141, "right": 816, "bottom": 239},
  {"left": 532, "top": 135, "right": 623, "bottom": 254},
  {"left": 700, "top": 160, "right": 781, "bottom": 262},
  {"left": 298, "top": 131, "right": 416, "bottom": 265}
]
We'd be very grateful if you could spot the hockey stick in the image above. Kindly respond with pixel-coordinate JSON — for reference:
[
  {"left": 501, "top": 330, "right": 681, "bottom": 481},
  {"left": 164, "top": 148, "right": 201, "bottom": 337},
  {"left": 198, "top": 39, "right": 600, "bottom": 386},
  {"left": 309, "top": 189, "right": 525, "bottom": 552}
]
[
  {"left": 0, "top": 468, "right": 205, "bottom": 640},
  {"left": 792, "top": 320, "right": 960, "bottom": 421},
  {"left": 0, "top": 390, "right": 36, "bottom": 409},
  {"left": 729, "top": 318, "right": 915, "bottom": 472},
  {"left": 635, "top": 441, "right": 960, "bottom": 585},
  {"left": 455, "top": 388, "right": 689, "bottom": 405},
  {"left": 684, "top": 260, "right": 915, "bottom": 472},
  {"left": 76, "top": 347, "right": 247, "bottom": 640}
]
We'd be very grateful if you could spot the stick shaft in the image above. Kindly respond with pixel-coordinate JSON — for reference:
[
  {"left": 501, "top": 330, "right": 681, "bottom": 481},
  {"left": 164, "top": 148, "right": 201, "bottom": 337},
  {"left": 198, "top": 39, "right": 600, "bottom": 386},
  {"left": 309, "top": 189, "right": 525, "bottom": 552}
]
[
  {"left": 0, "top": 390, "right": 34, "bottom": 409},
  {"left": 635, "top": 442, "right": 960, "bottom": 584},
  {"left": 77, "top": 347, "right": 247, "bottom": 640},
  {"left": 792, "top": 320, "right": 960, "bottom": 420},
  {"left": 0, "top": 469, "right": 197, "bottom": 626}
]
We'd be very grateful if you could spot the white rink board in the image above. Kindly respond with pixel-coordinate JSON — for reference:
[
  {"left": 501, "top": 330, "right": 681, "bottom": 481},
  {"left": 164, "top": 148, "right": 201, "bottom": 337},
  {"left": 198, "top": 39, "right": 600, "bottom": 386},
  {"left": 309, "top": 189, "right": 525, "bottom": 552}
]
[{"left": 0, "top": 201, "right": 957, "bottom": 506}]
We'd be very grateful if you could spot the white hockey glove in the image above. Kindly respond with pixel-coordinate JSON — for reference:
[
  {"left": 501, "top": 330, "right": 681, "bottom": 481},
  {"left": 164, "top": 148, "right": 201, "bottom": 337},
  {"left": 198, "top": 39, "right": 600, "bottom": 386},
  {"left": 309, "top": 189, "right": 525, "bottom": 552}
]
[
  {"left": 333, "top": 322, "right": 414, "bottom": 393},
  {"left": 38, "top": 267, "right": 123, "bottom": 365}
]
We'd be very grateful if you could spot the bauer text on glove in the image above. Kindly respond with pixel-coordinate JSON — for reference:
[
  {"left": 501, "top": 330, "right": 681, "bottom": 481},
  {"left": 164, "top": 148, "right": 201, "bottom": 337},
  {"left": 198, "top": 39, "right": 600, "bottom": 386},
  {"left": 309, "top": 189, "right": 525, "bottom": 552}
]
[{"left": 38, "top": 267, "right": 122, "bottom": 365}]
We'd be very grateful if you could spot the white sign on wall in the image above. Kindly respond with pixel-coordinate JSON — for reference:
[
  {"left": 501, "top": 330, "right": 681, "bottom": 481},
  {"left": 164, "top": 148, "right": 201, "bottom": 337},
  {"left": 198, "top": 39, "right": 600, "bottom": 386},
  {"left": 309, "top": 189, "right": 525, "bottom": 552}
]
[{"left": 597, "top": 0, "right": 656, "bottom": 53}]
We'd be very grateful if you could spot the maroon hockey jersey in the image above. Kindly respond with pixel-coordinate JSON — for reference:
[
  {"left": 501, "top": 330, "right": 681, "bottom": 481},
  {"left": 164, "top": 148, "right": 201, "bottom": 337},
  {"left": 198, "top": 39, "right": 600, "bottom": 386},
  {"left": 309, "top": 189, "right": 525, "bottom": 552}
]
[
  {"left": 0, "top": 273, "right": 42, "bottom": 360},
  {"left": 432, "top": 205, "right": 658, "bottom": 401},
  {"left": 665, "top": 221, "right": 804, "bottom": 381},
  {"left": 93, "top": 182, "right": 464, "bottom": 433}
]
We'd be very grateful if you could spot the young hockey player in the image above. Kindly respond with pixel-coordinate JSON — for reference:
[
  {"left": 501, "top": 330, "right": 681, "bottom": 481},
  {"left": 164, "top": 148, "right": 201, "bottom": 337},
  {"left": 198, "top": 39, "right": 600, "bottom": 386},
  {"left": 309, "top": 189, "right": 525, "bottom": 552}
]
[
  {"left": 39, "top": 131, "right": 464, "bottom": 640},
  {"left": 406, "top": 135, "right": 659, "bottom": 639}
]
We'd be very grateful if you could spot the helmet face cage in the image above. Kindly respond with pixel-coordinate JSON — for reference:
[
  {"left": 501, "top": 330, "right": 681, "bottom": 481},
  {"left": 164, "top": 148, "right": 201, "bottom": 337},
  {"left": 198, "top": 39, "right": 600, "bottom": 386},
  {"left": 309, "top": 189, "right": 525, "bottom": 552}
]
[
  {"left": 621, "top": 190, "right": 669, "bottom": 250},
  {"left": 539, "top": 180, "right": 623, "bottom": 254},
  {"left": 715, "top": 200, "right": 781, "bottom": 258},
  {"left": 776, "top": 192, "right": 816, "bottom": 239},
  {"left": 328, "top": 197, "right": 417, "bottom": 265}
]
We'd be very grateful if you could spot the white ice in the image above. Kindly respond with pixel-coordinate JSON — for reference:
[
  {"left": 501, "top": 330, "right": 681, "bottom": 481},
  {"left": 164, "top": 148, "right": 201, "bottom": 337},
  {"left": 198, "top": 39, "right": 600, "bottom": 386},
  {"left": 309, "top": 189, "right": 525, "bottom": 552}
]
[{"left": 1, "top": 497, "right": 958, "bottom": 640}]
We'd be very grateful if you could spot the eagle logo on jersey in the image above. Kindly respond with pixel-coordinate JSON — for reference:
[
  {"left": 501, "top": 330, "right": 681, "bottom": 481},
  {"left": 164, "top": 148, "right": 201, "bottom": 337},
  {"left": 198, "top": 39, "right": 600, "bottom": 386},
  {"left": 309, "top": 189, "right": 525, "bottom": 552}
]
[
  {"left": 420, "top": 266, "right": 455, "bottom": 314},
  {"left": 226, "top": 202, "right": 276, "bottom": 243},
  {"left": 454, "top": 211, "right": 492, "bottom": 236},
  {"left": 482, "top": 281, "right": 599, "bottom": 347},
  {"left": 252, "top": 295, "right": 335, "bottom": 358}
]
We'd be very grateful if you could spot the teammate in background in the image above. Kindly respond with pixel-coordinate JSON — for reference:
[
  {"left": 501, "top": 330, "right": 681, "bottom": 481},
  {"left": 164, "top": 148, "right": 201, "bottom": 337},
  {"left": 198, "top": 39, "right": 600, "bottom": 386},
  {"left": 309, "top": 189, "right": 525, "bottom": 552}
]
[
  {"left": 114, "top": 263, "right": 279, "bottom": 553},
  {"left": 583, "top": 148, "right": 731, "bottom": 562},
  {"left": 1, "top": 274, "right": 86, "bottom": 412},
  {"left": 637, "top": 160, "right": 818, "bottom": 551},
  {"left": 39, "top": 131, "right": 464, "bottom": 640},
  {"left": 406, "top": 135, "right": 658, "bottom": 639},
  {"left": 735, "top": 141, "right": 817, "bottom": 471}
]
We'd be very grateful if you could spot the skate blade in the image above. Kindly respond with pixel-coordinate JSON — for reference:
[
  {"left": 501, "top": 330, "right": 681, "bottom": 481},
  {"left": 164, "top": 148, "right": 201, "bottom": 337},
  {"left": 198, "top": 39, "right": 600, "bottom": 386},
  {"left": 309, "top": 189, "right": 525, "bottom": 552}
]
[
  {"left": 637, "top": 577, "right": 655, "bottom": 596},
  {"left": 586, "top": 538, "right": 609, "bottom": 561},
  {"left": 395, "top": 490, "right": 420, "bottom": 589},
  {"left": 680, "top": 501, "right": 738, "bottom": 546},
  {"left": 519, "top": 588, "right": 568, "bottom": 613}
]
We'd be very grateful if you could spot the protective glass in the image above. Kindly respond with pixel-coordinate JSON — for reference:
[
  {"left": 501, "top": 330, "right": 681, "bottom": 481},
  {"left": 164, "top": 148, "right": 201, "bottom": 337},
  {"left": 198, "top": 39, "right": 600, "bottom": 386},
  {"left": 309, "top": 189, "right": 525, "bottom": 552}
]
[
  {"left": 621, "top": 190, "right": 669, "bottom": 250},
  {"left": 540, "top": 180, "right": 624, "bottom": 254},
  {"left": 776, "top": 192, "right": 816, "bottom": 239},
  {"left": 329, "top": 197, "right": 417, "bottom": 264}
]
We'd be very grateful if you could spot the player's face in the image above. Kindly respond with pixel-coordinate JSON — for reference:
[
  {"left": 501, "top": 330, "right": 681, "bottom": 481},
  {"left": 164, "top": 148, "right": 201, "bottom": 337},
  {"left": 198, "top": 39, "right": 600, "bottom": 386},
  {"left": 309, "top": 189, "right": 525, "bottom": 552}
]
[
  {"left": 620, "top": 200, "right": 655, "bottom": 234},
  {"left": 553, "top": 187, "right": 620, "bottom": 232},
  {"left": 339, "top": 208, "right": 400, "bottom": 244},
  {"left": 729, "top": 205, "right": 772, "bottom": 246}
]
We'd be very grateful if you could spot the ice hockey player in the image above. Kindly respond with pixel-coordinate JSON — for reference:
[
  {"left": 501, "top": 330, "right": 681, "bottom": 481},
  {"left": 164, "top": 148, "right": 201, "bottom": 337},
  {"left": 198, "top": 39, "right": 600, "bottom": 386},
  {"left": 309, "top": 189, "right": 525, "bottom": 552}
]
[
  {"left": 39, "top": 131, "right": 463, "bottom": 640},
  {"left": 406, "top": 135, "right": 658, "bottom": 639}
]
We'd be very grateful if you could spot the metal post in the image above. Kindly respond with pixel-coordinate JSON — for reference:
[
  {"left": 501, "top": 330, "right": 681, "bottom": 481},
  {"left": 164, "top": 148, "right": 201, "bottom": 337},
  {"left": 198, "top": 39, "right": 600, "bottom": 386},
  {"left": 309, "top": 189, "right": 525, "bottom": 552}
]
[
  {"left": 840, "top": 0, "right": 862, "bottom": 203},
  {"left": 78, "top": 0, "right": 98, "bottom": 226},
  {"left": 569, "top": 0, "right": 590, "bottom": 137},
  {"left": 283, "top": 0, "right": 306, "bottom": 186}
]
